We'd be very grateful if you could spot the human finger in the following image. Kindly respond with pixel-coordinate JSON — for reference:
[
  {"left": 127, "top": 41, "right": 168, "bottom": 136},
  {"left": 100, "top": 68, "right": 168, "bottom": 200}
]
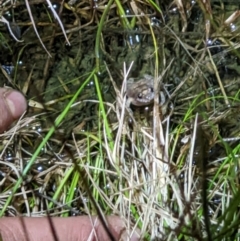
[
  {"left": 0, "top": 216, "right": 140, "bottom": 241},
  {"left": 0, "top": 88, "right": 27, "bottom": 133}
]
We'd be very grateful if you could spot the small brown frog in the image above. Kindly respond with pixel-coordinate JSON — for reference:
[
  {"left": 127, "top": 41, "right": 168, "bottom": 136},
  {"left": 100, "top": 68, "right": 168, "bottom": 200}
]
[{"left": 126, "top": 74, "right": 165, "bottom": 106}]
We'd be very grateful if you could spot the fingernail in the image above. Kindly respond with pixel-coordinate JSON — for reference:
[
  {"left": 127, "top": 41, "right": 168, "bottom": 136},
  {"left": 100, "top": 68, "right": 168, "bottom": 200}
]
[{"left": 5, "top": 90, "right": 27, "bottom": 119}]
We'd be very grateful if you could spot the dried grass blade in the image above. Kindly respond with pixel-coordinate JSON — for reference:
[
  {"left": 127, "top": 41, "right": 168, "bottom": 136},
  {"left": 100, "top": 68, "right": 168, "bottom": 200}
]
[{"left": 25, "top": 0, "right": 51, "bottom": 57}]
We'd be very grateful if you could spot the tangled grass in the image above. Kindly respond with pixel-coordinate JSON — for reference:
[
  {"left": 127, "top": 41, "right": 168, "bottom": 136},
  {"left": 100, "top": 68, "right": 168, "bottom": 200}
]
[{"left": 0, "top": 0, "right": 240, "bottom": 240}]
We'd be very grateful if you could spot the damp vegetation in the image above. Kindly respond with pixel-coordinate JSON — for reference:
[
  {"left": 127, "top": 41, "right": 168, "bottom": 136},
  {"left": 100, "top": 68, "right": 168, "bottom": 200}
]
[{"left": 1, "top": 0, "right": 240, "bottom": 240}]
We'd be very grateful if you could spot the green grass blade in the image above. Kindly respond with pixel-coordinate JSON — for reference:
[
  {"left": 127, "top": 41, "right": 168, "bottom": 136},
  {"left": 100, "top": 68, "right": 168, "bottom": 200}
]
[{"left": 0, "top": 70, "right": 95, "bottom": 216}]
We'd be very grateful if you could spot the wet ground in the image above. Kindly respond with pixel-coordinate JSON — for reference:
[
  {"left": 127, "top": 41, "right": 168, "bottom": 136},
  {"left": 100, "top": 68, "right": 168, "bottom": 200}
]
[{"left": 0, "top": 1, "right": 240, "bottom": 233}]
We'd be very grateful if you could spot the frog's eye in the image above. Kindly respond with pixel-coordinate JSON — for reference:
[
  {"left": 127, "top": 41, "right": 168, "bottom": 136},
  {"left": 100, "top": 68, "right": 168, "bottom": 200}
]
[{"left": 138, "top": 93, "right": 143, "bottom": 99}]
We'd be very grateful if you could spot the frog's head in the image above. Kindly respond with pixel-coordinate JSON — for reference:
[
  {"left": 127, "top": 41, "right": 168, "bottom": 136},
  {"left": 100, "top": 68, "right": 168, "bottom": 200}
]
[{"left": 126, "top": 82, "right": 154, "bottom": 106}]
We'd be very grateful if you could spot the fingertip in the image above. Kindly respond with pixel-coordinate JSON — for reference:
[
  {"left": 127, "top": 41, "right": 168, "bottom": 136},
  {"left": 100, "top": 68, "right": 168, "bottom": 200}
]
[
  {"left": 120, "top": 228, "right": 140, "bottom": 241},
  {"left": 5, "top": 89, "right": 27, "bottom": 119}
]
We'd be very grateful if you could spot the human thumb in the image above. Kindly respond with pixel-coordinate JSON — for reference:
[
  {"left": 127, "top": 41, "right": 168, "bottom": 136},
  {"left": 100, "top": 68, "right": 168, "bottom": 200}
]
[{"left": 0, "top": 88, "right": 27, "bottom": 133}]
